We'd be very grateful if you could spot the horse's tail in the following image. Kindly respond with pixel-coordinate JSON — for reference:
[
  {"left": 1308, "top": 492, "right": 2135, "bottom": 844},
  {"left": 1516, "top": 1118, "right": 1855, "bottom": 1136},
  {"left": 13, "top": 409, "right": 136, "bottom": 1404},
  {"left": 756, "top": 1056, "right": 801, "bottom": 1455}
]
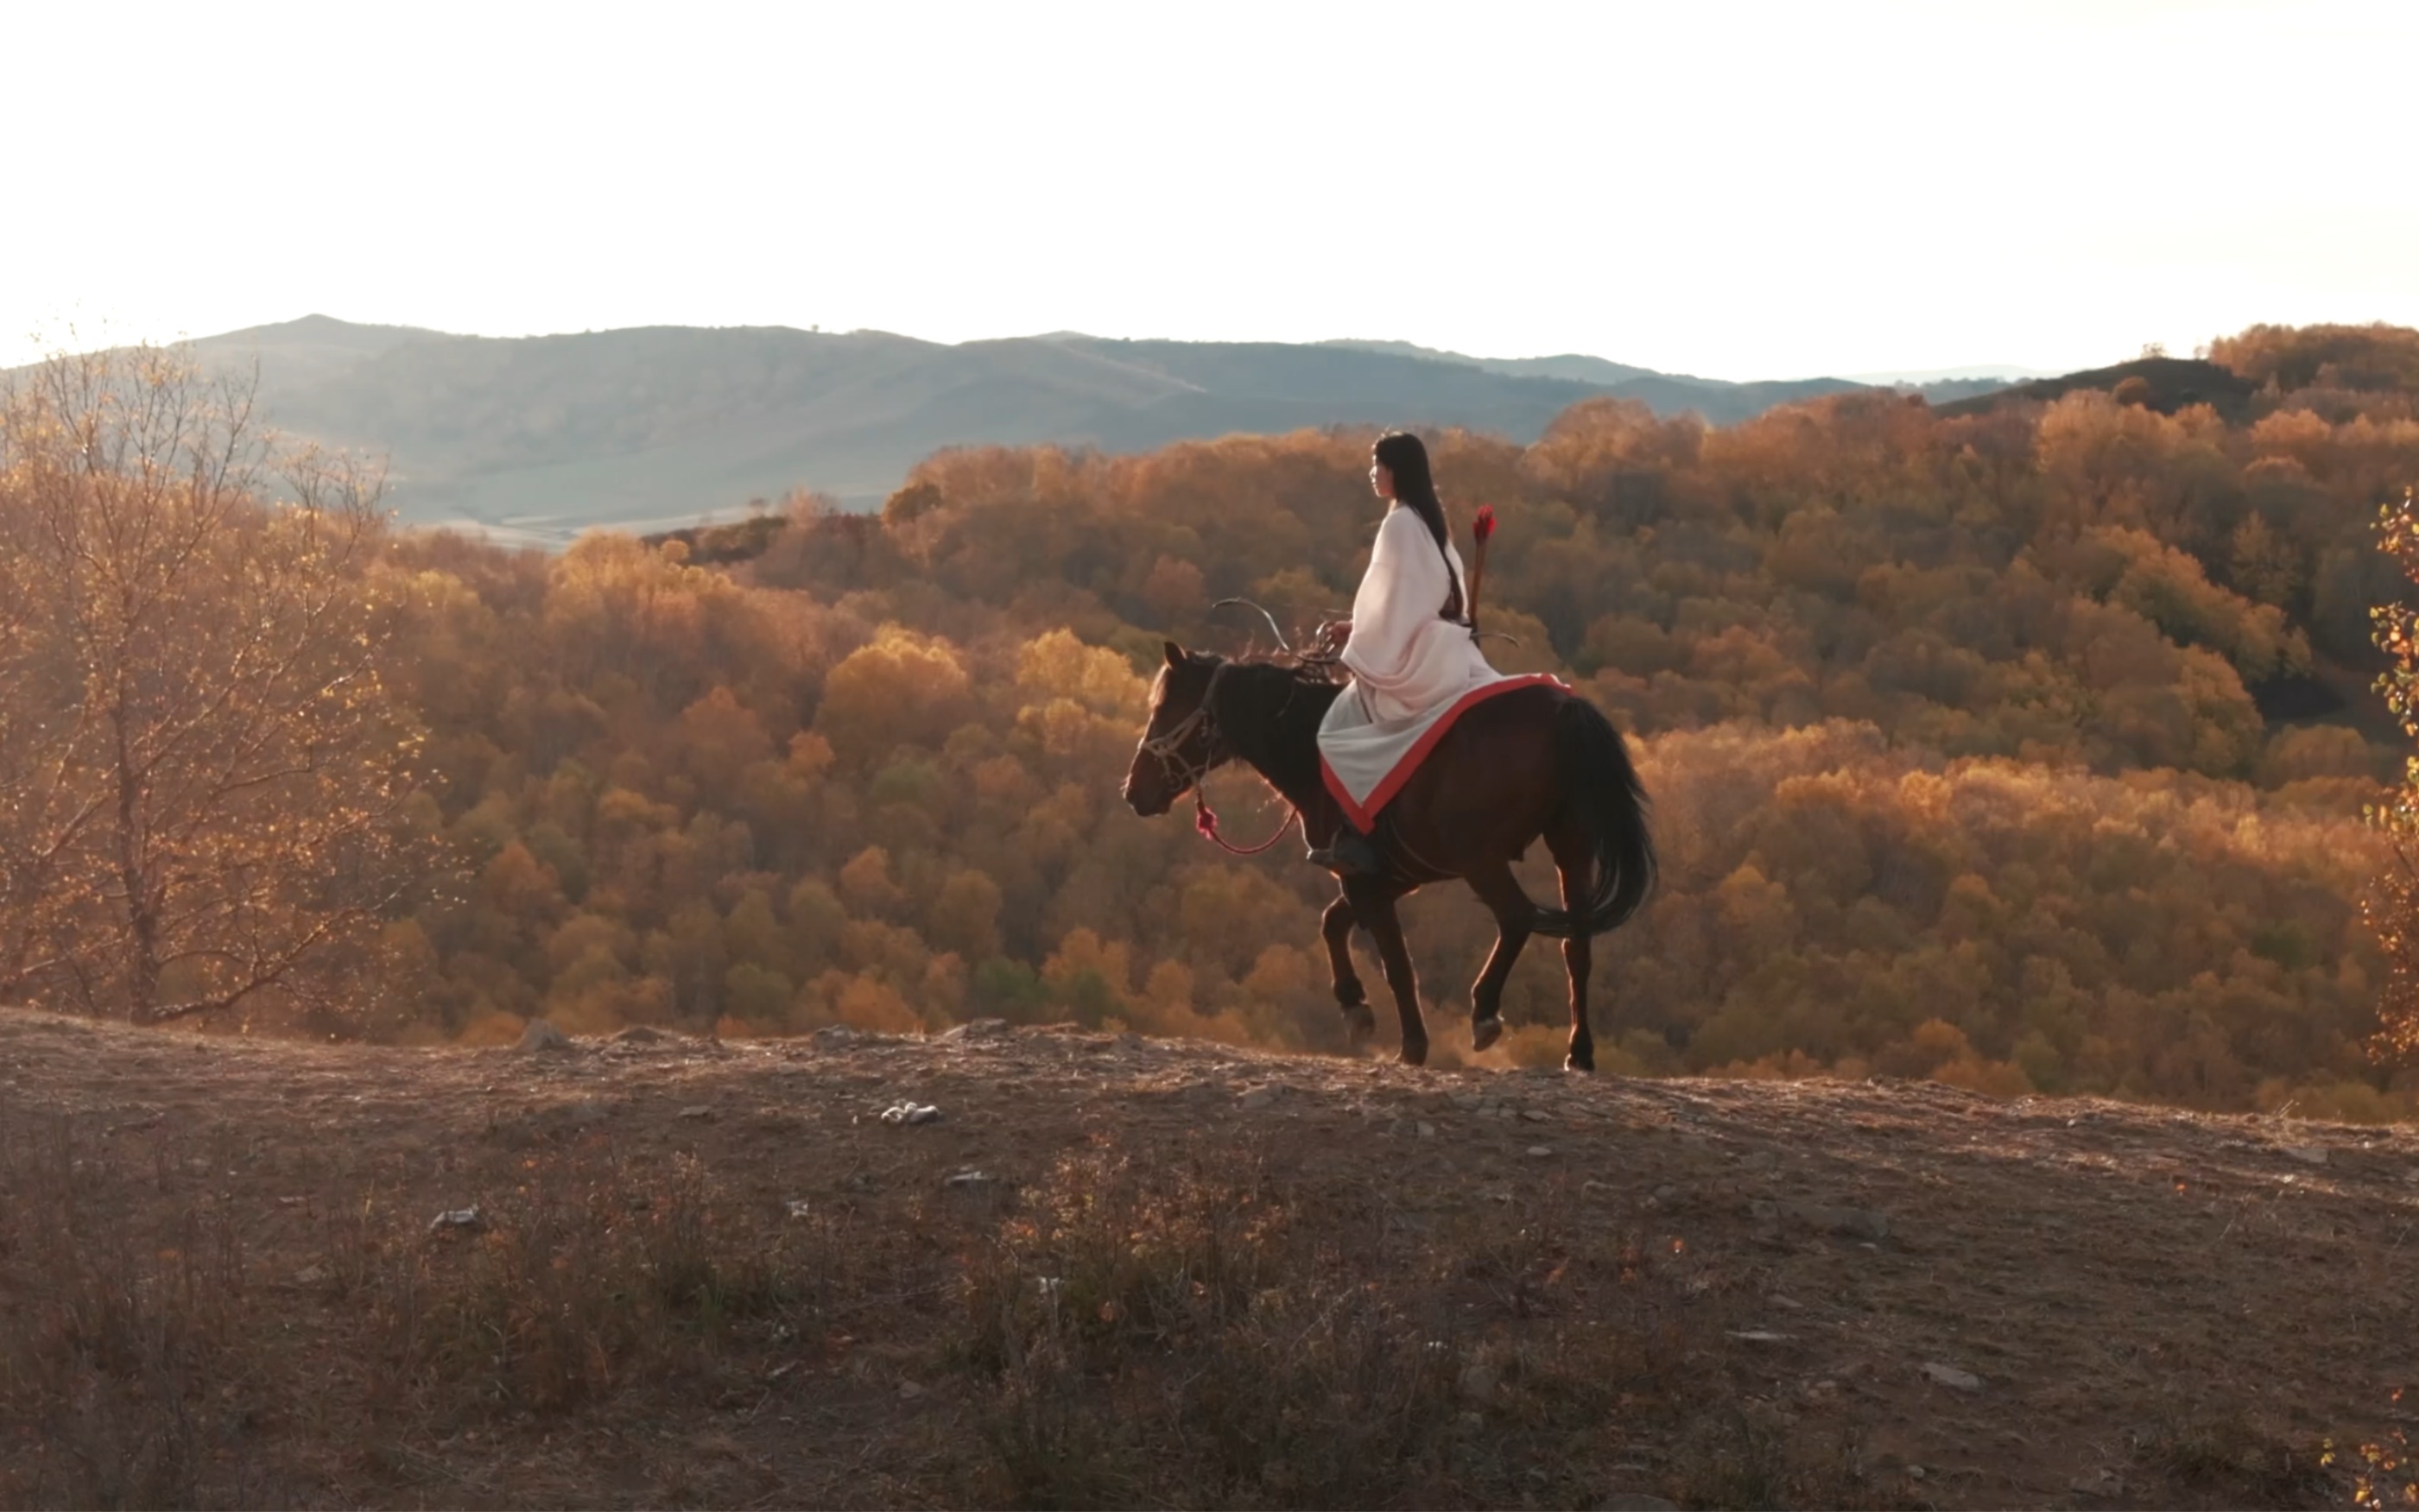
[{"left": 1530, "top": 697, "right": 1656, "bottom": 939}]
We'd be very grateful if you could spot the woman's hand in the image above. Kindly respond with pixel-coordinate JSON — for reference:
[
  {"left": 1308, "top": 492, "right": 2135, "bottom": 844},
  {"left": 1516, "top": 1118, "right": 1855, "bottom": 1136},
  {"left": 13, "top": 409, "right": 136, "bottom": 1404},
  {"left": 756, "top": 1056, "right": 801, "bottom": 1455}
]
[{"left": 1312, "top": 618, "right": 1352, "bottom": 656}]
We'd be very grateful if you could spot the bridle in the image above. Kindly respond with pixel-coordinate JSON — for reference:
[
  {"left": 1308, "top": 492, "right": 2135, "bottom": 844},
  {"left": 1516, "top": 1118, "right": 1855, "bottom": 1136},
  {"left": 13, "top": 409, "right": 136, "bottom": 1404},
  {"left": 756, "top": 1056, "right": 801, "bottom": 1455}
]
[
  {"left": 1135, "top": 662, "right": 1232, "bottom": 803},
  {"left": 1134, "top": 663, "right": 1298, "bottom": 856}
]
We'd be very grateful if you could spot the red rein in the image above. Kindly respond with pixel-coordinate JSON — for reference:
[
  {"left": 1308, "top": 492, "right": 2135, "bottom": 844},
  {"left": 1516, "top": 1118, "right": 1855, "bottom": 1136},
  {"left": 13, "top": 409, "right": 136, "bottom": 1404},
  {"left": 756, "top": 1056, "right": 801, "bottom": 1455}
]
[{"left": 1194, "top": 793, "right": 1296, "bottom": 856}]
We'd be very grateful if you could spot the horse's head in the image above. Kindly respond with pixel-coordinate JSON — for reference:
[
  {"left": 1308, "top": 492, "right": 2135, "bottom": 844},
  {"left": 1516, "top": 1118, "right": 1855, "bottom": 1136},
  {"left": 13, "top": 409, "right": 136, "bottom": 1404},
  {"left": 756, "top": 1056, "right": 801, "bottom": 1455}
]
[{"left": 1122, "top": 641, "right": 1227, "bottom": 816}]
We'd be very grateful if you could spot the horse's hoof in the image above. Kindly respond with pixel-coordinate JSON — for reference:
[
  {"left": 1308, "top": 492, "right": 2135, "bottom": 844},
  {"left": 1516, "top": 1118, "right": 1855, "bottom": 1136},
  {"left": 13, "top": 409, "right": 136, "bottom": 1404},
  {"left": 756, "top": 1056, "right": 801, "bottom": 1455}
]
[
  {"left": 1398, "top": 1041, "right": 1429, "bottom": 1068},
  {"left": 1563, "top": 1052, "right": 1596, "bottom": 1074},
  {"left": 1342, "top": 1004, "right": 1377, "bottom": 1044},
  {"left": 1472, "top": 1015, "right": 1504, "bottom": 1053}
]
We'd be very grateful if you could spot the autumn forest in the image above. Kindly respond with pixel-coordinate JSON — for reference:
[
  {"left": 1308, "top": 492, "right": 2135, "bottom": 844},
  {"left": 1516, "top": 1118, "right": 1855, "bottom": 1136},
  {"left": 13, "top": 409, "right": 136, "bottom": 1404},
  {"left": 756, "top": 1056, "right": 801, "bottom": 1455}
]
[{"left": 8, "top": 324, "right": 2419, "bottom": 1122}]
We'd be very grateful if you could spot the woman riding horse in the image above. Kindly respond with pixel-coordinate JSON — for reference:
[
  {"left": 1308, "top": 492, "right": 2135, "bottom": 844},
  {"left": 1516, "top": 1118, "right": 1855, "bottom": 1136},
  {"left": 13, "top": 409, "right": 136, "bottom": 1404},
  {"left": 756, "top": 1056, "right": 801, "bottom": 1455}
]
[
  {"left": 1311, "top": 431, "right": 1504, "bottom": 876},
  {"left": 1122, "top": 431, "right": 1655, "bottom": 1070}
]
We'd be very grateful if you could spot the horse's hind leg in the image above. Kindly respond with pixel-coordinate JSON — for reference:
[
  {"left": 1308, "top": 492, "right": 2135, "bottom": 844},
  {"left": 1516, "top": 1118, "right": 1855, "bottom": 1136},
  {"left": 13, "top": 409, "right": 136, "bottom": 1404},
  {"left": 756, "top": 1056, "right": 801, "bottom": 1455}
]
[
  {"left": 1321, "top": 892, "right": 1375, "bottom": 1046},
  {"left": 1550, "top": 829, "right": 1598, "bottom": 1073},
  {"left": 1462, "top": 860, "right": 1536, "bottom": 1055},
  {"left": 1342, "top": 877, "right": 1428, "bottom": 1066}
]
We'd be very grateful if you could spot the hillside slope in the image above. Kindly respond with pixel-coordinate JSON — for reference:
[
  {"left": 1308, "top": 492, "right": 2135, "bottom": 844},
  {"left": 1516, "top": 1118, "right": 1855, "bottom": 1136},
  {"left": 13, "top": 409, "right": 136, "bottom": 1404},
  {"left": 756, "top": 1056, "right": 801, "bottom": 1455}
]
[
  {"left": 1934, "top": 356, "right": 2258, "bottom": 421},
  {"left": 2, "top": 1010, "right": 2407, "bottom": 1509},
  {"left": 144, "top": 317, "right": 1986, "bottom": 546}
]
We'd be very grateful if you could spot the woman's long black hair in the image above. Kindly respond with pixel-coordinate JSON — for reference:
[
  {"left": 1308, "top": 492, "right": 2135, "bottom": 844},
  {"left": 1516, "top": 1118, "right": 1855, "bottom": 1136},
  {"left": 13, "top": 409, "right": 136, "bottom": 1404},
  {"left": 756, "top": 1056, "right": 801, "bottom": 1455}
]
[{"left": 1374, "top": 430, "right": 1464, "bottom": 622}]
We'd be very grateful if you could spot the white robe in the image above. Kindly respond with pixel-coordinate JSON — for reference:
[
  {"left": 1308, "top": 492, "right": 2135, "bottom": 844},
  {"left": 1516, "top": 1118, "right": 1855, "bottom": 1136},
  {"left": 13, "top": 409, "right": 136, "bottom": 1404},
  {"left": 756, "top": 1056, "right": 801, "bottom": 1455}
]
[{"left": 1318, "top": 503, "right": 1526, "bottom": 828}]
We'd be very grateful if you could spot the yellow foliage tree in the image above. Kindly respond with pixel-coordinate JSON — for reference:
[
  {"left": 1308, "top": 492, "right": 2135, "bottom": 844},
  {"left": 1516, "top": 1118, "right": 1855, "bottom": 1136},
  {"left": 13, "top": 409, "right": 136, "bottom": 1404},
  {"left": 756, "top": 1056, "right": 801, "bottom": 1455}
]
[{"left": 816, "top": 626, "right": 972, "bottom": 765}]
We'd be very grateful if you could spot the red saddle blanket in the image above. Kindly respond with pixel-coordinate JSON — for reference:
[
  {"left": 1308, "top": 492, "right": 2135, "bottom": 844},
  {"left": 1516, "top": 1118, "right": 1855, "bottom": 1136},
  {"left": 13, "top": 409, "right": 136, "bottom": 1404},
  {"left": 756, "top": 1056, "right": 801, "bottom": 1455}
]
[{"left": 1317, "top": 673, "right": 1566, "bottom": 832}]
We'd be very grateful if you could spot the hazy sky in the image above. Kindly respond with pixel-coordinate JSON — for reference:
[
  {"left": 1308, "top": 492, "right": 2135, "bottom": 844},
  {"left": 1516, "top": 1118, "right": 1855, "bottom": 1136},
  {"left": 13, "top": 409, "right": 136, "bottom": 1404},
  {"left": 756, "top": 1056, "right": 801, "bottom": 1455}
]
[{"left": 6, "top": 0, "right": 2410, "bottom": 379}]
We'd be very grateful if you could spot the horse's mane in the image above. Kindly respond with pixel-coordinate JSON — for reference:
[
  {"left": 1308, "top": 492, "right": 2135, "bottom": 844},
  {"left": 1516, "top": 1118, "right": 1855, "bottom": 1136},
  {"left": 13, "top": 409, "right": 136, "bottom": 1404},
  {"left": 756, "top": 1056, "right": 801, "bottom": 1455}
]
[{"left": 1204, "top": 655, "right": 1344, "bottom": 807}]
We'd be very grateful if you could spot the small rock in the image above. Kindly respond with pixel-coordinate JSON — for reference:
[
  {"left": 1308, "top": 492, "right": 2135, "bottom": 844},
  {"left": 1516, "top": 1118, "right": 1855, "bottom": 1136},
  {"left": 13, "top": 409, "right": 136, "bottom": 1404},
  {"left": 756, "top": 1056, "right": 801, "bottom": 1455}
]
[
  {"left": 897, "top": 1381, "right": 925, "bottom": 1401},
  {"left": 1522, "top": 1108, "right": 1550, "bottom": 1123},
  {"left": 516, "top": 1019, "right": 573, "bottom": 1053},
  {"left": 881, "top": 1103, "right": 943, "bottom": 1126},
  {"left": 1921, "top": 1361, "right": 1982, "bottom": 1391},
  {"left": 811, "top": 1025, "right": 864, "bottom": 1049},
  {"left": 1456, "top": 1363, "right": 1499, "bottom": 1406},
  {"left": 940, "top": 1019, "right": 1010, "bottom": 1042},
  {"left": 1907, "top": 1465, "right": 1927, "bottom": 1481},
  {"left": 2281, "top": 1144, "right": 2328, "bottom": 1166},
  {"left": 943, "top": 1168, "right": 995, "bottom": 1189},
  {"left": 1527, "top": 1146, "right": 1555, "bottom": 1159},
  {"left": 427, "top": 1205, "right": 486, "bottom": 1236},
  {"left": 1238, "top": 1085, "right": 1283, "bottom": 1110},
  {"left": 1415, "top": 1122, "right": 1436, "bottom": 1139},
  {"left": 1651, "top": 1184, "right": 1679, "bottom": 1204},
  {"left": 784, "top": 1199, "right": 813, "bottom": 1219},
  {"left": 677, "top": 1104, "right": 713, "bottom": 1122},
  {"left": 1726, "top": 1330, "right": 1794, "bottom": 1344}
]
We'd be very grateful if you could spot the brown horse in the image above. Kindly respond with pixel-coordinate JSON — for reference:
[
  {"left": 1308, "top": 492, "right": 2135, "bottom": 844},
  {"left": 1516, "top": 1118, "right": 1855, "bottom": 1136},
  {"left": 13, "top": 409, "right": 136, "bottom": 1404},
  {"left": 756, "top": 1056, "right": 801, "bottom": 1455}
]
[{"left": 1122, "top": 642, "right": 1655, "bottom": 1071}]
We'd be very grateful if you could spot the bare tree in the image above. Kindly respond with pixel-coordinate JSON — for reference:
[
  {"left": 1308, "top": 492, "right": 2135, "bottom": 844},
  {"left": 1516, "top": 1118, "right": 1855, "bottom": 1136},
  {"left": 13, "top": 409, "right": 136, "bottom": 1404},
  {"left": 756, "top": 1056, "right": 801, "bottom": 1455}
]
[{"left": 0, "top": 345, "right": 426, "bottom": 1024}]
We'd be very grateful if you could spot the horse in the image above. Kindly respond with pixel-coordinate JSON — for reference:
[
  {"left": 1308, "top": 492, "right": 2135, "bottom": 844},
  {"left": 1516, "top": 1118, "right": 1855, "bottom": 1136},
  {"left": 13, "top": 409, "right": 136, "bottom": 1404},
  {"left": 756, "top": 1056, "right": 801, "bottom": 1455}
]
[{"left": 1121, "top": 642, "right": 1655, "bottom": 1071}]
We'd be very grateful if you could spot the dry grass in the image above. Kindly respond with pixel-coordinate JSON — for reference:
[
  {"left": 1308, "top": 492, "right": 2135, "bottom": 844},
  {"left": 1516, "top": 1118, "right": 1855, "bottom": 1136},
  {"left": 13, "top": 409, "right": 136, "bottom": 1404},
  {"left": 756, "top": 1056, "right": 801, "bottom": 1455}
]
[
  {"left": 949, "top": 1148, "right": 1704, "bottom": 1508},
  {"left": 0, "top": 1115, "right": 254, "bottom": 1508},
  {"left": 3, "top": 1014, "right": 2408, "bottom": 1508},
  {"left": 2, "top": 1106, "right": 1890, "bottom": 1509}
]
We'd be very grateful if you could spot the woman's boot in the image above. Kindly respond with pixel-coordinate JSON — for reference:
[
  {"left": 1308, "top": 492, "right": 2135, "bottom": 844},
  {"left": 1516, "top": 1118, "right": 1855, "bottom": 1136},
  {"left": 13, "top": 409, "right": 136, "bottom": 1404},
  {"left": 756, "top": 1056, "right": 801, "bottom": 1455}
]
[{"left": 1306, "top": 823, "right": 1386, "bottom": 877}]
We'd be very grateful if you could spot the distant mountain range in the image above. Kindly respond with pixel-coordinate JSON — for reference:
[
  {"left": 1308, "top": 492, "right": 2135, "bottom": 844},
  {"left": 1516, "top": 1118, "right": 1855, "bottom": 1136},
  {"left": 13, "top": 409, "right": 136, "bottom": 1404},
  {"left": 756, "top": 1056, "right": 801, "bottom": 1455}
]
[{"left": 130, "top": 316, "right": 2011, "bottom": 547}]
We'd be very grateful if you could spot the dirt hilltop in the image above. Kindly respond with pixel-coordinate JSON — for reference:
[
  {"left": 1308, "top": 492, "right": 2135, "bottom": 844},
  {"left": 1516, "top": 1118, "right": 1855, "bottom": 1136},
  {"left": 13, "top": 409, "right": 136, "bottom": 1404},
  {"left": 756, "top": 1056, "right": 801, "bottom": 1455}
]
[{"left": 3, "top": 1011, "right": 2414, "bottom": 1509}]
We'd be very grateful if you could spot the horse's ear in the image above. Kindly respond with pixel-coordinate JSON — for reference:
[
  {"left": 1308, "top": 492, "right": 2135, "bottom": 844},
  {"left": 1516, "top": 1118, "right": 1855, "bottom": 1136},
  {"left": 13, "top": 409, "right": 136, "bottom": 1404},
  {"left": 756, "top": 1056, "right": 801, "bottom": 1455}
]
[{"left": 1162, "top": 640, "right": 1186, "bottom": 668}]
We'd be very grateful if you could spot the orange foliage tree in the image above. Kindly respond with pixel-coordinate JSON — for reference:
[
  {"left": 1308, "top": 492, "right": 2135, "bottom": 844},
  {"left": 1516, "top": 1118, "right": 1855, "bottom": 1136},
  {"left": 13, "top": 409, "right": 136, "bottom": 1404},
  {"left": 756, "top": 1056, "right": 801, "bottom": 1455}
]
[{"left": 0, "top": 347, "right": 427, "bottom": 1026}]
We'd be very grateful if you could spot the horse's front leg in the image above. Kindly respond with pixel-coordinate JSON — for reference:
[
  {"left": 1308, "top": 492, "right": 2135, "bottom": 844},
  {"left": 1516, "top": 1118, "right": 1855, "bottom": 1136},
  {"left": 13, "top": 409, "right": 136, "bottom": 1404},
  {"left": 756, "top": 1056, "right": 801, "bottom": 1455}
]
[
  {"left": 1320, "top": 893, "right": 1375, "bottom": 1046},
  {"left": 1342, "top": 877, "right": 1426, "bottom": 1066},
  {"left": 1463, "top": 861, "right": 1536, "bottom": 1055}
]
